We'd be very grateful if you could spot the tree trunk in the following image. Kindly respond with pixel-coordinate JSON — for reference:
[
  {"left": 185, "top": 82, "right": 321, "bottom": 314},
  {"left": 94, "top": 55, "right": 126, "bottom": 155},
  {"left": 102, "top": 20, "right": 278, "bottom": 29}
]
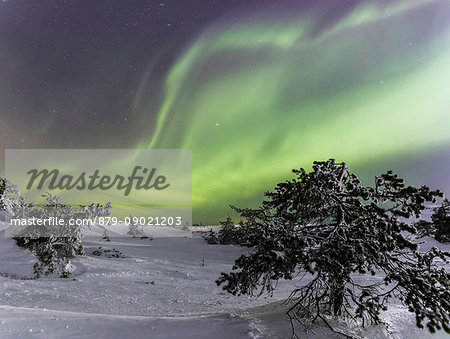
[{"left": 331, "top": 280, "right": 345, "bottom": 316}]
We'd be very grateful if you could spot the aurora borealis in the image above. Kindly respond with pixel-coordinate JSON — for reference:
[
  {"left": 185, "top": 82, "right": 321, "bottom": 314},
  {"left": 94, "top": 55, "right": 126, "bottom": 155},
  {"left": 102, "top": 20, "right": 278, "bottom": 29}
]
[{"left": 1, "top": 0, "right": 450, "bottom": 223}]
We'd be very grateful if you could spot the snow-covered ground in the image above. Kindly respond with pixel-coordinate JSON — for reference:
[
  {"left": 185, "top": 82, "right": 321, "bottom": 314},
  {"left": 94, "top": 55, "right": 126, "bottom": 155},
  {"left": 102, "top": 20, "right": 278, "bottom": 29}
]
[{"left": 0, "top": 221, "right": 448, "bottom": 338}]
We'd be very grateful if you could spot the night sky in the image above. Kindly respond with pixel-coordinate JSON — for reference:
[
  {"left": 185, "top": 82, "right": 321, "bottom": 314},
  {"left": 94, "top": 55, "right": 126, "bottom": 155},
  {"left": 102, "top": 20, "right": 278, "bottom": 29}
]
[{"left": 1, "top": 0, "right": 450, "bottom": 223}]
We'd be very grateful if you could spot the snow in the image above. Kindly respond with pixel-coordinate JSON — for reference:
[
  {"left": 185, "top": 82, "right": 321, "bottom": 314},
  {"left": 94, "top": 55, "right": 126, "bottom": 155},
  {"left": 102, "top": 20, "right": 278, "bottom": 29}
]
[{"left": 0, "top": 221, "right": 448, "bottom": 338}]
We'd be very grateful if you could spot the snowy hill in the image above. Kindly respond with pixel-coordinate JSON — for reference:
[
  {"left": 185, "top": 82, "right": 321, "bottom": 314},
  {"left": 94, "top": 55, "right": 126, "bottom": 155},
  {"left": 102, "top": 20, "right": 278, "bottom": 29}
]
[{"left": 0, "top": 221, "right": 448, "bottom": 338}]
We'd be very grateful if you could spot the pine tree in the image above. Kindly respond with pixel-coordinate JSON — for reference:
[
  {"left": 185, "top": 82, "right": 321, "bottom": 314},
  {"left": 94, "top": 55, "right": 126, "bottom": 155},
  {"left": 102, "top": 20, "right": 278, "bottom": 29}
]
[
  {"left": 0, "top": 178, "right": 5, "bottom": 211},
  {"left": 432, "top": 199, "right": 450, "bottom": 242},
  {"left": 203, "top": 228, "right": 219, "bottom": 244},
  {"left": 217, "top": 216, "right": 239, "bottom": 245},
  {"left": 127, "top": 217, "right": 146, "bottom": 238},
  {"left": 0, "top": 178, "right": 22, "bottom": 216},
  {"left": 2, "top": 178, "right": 113, "bottom": 277},
  {"left": 203, "top": 217, "right": 244, "bottom": 245},
  {"left": 13, "top": 193, "right": 82, "bottom": 277},
  {"left": 9, "top": 191, "right": 111, "bottom": 277},
  {"left": 416, "top": 199, "right": 450, "bottom": 242},
  {"left": 217, "top": 160, "right": 449, "bottom": 337}
]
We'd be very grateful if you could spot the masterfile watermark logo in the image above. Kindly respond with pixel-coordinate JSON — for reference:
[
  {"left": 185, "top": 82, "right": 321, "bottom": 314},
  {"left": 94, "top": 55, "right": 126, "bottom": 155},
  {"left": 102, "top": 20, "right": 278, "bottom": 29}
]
[
  {"left": 26, "top": 165, "right": 170, "bottom": 196},
  {"left": 4, "top": 150, "right": 192, "bottom": 229},
  {"left": 5, "top": 149, "right": 191, "bottom": 205}
]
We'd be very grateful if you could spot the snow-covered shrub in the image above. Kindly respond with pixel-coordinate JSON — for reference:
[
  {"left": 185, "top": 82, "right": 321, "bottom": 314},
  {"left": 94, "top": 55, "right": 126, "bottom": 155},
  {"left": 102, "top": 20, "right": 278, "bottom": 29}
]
[
  {"left": 127, "top": 217, "right": 147, "bottom": 238},
  {"left": 427, "top": 199, "right": 450, "bottom": 243},
  {"left": 15, "top": 236, "right": 77, "bottom": 278},
  {"left": 416, "top": 199, "right": 450, "bottom": 242},
  {"left": 81, "top": 202, "right": 112, "bottom": 220},
  {"left": 13, "top": 193, "right": 81, "bottom": 277},
  {"left": 217, "top": 160, "right": 450, "bottom": 337},
  {"left": 2, "top": 184, "right": 112, "bottom": 278},
  {"left": 182, "top": 222, "right": 190, "bottom": 231},
  {"left": 0, "top": 178, "right": 9, "bottom": 221},
  {"left": 217, "top": 217, "right": 240, "bottom": 245},
  {"left": 0, "top": 178, "right": 5, "bottom": 210},
  {"left": 203, "top": 217, "right": 245, "bottom": 245},
  {"left": 102, "top": 228, "right": 111, "bottom": 242},
  {"left": 0, "top": 178, "right": 25, "bottom": 216},
  {"left": 203, "top": 228, "right": 219, "bottom": 244},
  {"left": 432, "top": 199, "right": 450, "bottom": 242},
  {"left": 92, "top": 246, "right": 125, "bottom": 258}
]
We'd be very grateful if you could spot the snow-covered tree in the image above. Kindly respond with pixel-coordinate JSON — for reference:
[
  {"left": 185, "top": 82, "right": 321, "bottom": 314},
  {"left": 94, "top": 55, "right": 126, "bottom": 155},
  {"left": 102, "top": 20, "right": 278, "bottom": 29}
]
[
  {"left": 13, "top": 193, "right": 81, "bottom": 277},
  {"left": 2, "top": 183, "right": 112, "bottom": 278},
  {"left": 203, "top": 228, "right": 219, "bottom": 244},
  {"left": 0, "top": 178, "right": 25, "bottom": 216},
  {"left": 416, "top": 199, "right": 450, "bottom": 243},
  {"left": 203, "top": 217, "right": 244, "bottom": 245},
  {"left": 431, "top": 199, "right": 450, "bottom": 242},
  {"left": 423, "top": 199, "right": 450, "bottom": 243},
  {"left": 127, "top": 217, "right": 147, "bottom": 238},
  {"left": 217, "top": 160, "right": 450, "bottom": 337},
  {"left": 216, "top": 217, "right": 240, "bottom": 245},
  {"left": 0, "top": 178, "right": 5, "bottom": 210},
  {"left": 81, "top": 202, "right": 112, "bottom": 221}
]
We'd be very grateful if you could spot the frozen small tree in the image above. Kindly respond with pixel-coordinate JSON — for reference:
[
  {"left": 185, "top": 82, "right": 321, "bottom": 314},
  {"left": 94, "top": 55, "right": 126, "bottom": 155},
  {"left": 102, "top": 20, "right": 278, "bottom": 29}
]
[
  {"left": 0, "top": 178, "right": 10, "bottom": 222},
  {"left": 217, "top": 160, "right": 449, "bottom": 337},
  {"left": 11, "top": 192, "right": 111, "bottom": 277},
  {"left": 416, "top": 199, "right": 450, "bottom": 242},
  {"left": 127, "top": 217, "right": 147, "bottom": 238},
  {"left": 203, "top": 218, "right": 244, "bottom": 245},
  {"left": 182, "top": 222, "right": 191, "bottom": 231},
  {"left": 0, "top": 178, "right": 24, "bottom": 216},
  {"left": 217, "top": 217, "right": 240, "bottom": 245},
  {"left": 431, "top": 199, "right": 450, "bottom": 242},
  {"left": 2, "top": 178, "right": 113, "bottom": 277},
  {"left": 13, "top": 193, "right": 83, "bottom": 277},
  {"left": 0, "top": 178, "right": 5, "bottom": 210},
  {"left": 203, "top": 228, "right": 219, "bottom": 244}
]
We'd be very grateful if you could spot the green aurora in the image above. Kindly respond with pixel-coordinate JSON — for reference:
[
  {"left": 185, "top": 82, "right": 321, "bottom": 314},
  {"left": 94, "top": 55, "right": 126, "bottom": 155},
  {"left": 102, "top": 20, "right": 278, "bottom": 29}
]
[{"left": 137, "top": 0, "right": 450, "bottom": 223}]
